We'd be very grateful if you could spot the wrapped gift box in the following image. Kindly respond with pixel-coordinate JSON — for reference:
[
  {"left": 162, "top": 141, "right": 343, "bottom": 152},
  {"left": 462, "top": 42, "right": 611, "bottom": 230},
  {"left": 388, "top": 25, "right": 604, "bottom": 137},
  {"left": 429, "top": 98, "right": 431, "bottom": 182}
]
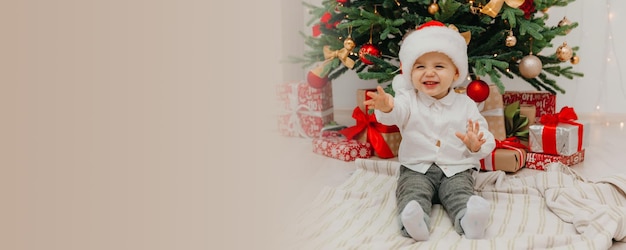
[
  {"left": 480, "top": 147, "right": 526, "bottom": 173},
  {"left": 356, "top": 88, "right": 372, "bottom": 112},
  {"left": 520, "top": 104, "right": 537, "bottom": 127},
  {"left": 277, "top": 110, "right": 333, "bottom": 138},
  {"left": 312, "top": 131, "right": 372, "bottom": 161},
  {"left": 355, "top": 89, "right": 402, "bottom": 157},
  {"left": 504, "top": 102, "right": 536, "bottom": 147},
  {"left": 519, "top": 104, "right": 536, "bottom": 146},
  {"left": 502, "top": 91, "right": 556, "bottom": 122},
  {"left": 356, "top": 129, "right": 402, "bottom": 158},
  {"left": 340, "top": 107, "right": 401, "bottom": 159},
  {"left": 526, "top": 149, "right": 585, "bottom": 170},
  {"left": 528, "top": 120, "right": 589, "bottom": 156},
  {"left": 356, "top": 88, "right": 376, "bottom": 112},
  {"left": 276, "top": 80, "right": 333, "bottom": 112},
  {"left": 276, "top": 81, "right": 334, "bottom": 138},
  {"left": 481, "top": 85, "right": 507, "bottom": 141}
]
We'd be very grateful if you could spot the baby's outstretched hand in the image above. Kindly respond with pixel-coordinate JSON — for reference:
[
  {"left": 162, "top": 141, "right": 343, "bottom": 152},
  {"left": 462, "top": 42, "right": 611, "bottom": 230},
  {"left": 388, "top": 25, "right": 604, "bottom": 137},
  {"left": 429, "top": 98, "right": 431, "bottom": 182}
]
[
  {"left": 455, "top": 119, "right": 486, "bottom": 153},
  {"left": 364, "top": 85, "right": 394, "bottom": 113}
]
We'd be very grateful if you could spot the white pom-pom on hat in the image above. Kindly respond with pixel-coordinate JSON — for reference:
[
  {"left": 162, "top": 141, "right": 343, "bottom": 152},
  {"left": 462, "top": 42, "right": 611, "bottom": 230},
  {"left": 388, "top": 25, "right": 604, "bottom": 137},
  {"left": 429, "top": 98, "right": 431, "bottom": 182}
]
[{"left": 396, "top": 20, "right": 469, "bottom": 92}]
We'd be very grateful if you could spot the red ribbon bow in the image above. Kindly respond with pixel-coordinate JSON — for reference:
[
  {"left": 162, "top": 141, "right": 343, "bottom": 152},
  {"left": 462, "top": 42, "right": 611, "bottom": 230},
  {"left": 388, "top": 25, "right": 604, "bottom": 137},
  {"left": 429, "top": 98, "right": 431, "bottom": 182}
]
[
  {"left": 340, "top": 107, "right": 399, "bottom": 159},
  {"left": 539, "top": 106, "right": 578, "bottom": 126},
  {"left": 495, "top": 137, "right": 529, "bottom": 151},
  {"left": 539, "top": 106, "right": 583, "bottom": 155}
]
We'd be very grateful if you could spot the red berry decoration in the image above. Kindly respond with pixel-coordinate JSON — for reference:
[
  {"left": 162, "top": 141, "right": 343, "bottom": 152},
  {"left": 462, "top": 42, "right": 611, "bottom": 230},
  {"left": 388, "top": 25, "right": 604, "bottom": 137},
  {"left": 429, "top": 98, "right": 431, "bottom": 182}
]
[
  {"left": 312, "top": 24, "right": 321, "bottom": 37},
  {"left": 359, "top": 44, "right": 381, "bottom": 65},
  {"left": 319, "top": 12, "right": 339, "bottom": 29},
  {"left": 336, "top": 0, "right": 349, "bottom": 5},
  {"left": 320, "top": 12, "right": 332, "bottom": 23},
  {"left": 466, "top": 79, "right": 490, "bottom": 102},
  {"left": 307, "top": 70, "right": 329, "bottom": 89}
]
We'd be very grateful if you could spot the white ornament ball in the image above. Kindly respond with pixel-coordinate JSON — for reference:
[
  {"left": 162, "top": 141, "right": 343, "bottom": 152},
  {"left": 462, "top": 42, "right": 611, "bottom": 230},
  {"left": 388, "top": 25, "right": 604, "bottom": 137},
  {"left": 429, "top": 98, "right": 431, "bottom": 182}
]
[{"left": 519, "top": 54, "right": 543, "bottom": 78}]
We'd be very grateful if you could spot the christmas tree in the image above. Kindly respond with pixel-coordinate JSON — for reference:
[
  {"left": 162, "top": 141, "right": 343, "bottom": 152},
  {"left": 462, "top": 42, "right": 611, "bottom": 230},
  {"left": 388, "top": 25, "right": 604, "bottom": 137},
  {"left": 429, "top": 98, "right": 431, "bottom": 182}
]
[{"left": 291, "top": 0, "right": 584, "bottom": 94}]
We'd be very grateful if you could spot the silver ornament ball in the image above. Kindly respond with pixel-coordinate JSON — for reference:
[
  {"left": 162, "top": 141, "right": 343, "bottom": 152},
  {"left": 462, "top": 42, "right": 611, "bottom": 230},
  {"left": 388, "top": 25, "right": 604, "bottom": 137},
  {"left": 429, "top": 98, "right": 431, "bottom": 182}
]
[{"left": 519, "top": 54, "right": 543, "bottom": 78}]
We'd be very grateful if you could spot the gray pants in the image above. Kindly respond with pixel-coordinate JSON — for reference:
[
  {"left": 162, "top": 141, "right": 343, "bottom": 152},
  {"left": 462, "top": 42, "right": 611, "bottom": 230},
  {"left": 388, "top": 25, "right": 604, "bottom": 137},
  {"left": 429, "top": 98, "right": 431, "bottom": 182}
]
[{"left": 396, "top": 164, "right": 475, "bottom": 236}]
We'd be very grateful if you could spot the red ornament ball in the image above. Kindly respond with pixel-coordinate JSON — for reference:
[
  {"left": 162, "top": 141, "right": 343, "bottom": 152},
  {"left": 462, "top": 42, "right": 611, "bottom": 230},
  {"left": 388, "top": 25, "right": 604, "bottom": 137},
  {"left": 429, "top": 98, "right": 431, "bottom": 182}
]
[
  {"left": 466, "top": 79, "right": 490, "bottom": 102},
  {"left": 359, "top": 44, "right": 381, "bottom": 65},
  {"left": 336, "top": 0, "right": 349, "bottom": 4},
  {"left": 307, "top": 70, "right": 329, "bottom": 89}
]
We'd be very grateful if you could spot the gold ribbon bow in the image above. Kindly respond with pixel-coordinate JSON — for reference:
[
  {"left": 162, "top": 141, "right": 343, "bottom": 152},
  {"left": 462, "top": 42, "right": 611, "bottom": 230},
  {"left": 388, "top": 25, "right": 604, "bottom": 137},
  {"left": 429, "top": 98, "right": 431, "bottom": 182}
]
[
  {"left": 322, "top": 41, "right": 355, "bottom": 69},
  {"left": 480, "top": 0, "right": 524, "bottom": 18},
  {"left": 309, "top": 38, "right": 356, "bottom": 79}
]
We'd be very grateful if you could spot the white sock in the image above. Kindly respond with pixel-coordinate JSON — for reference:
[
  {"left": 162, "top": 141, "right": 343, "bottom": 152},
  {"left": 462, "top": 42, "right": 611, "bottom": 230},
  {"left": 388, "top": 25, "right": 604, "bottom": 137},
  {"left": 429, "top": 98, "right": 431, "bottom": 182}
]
[
  {"left": 401, "top": 200, "right": 429, "bottom": 241},
  {"left": 460, "top": 195, "right": 490, "bottom": 239}
]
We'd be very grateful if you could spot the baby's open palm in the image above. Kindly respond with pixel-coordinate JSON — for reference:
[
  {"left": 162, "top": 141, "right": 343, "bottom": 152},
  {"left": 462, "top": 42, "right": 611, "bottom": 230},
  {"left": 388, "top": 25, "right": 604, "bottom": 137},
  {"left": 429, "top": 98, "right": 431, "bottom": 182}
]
[
  {"left": 363, "top": 86, "right": 394, "bottom": 113},
  {"left": 455, "top": 119, "right": 486, "bottom": 153}
]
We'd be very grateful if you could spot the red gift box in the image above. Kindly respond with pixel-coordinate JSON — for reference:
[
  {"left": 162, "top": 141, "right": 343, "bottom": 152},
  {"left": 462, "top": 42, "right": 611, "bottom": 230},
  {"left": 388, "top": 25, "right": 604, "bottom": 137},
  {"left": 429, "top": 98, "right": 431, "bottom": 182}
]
[
  {"left": 276, "top": 81, "right": 334, "bottom": 138},
  {"left": 526, "top": 149, "right": 585, "bottom": 170},
  {"left": 277, "top": 110, "right": 333, "bottom": 138},
  {"left": 502, "top": 91, "right": 556, "bottom": 122},
  {"left": 312, "top": 131, "right": 372, "bottom": 161},
  {"left": 276, "top": 80, "right": 333, "bottom": 112},
  {"left": 354, "top": 90, "right": 402, "bottom": 158}
]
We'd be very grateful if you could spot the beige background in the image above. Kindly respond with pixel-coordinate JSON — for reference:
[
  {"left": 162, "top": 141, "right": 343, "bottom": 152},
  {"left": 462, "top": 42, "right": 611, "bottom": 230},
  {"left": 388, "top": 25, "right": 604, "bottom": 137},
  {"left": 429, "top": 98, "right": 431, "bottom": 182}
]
[{"left": 1, "top": 1, "right": 286, "bottom": 249}]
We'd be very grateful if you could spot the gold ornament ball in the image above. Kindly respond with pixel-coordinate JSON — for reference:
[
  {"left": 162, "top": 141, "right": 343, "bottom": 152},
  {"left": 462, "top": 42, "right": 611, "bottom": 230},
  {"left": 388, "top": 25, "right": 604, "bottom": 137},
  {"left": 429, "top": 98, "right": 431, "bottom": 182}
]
[
  {"left": 558, "top": 16, "right": 572, "bottom": 34},
  {"left": 505, "top": 34, "right": 517, "bottom": 47},
  {"left": 519, "top": 54, "right": 543, "bottom": 78},
  {"left": 556, "top": 42, "right": 573, "bottom": 62},
  {"left": 343, "top": 37, "right": 356, "bottom": 51},
  {"left": 428, "top": 3, "right": 439, "bottom": 15},
  {"left": 570, "top": 55, "right": 580, "bottom": 65}
]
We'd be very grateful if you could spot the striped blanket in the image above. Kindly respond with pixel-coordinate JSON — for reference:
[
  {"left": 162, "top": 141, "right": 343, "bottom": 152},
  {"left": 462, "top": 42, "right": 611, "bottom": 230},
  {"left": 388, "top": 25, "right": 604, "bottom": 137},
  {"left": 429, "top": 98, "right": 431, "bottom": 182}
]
[{"left": 286, "top": 159, "right": 626, "bottom": 249}]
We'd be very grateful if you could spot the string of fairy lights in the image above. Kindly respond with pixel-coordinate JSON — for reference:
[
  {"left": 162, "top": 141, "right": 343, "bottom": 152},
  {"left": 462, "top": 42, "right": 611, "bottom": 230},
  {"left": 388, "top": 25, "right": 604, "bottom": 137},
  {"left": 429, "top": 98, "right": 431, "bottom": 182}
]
[
  {"left": 595, "top": 0, "right": 626, "bottom": 129},
  {"left": 600, "top": 1, "right": 626, "bottom": 110}
]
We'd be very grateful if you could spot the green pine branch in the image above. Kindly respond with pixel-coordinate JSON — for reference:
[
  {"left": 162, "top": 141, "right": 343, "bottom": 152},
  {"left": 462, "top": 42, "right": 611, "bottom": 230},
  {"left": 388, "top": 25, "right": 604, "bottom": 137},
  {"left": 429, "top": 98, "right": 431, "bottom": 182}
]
[
  {"left": 291, "top": 0, "right": 584, "bottom": 94},
  {"left": 434, "top": 0, "right": 463, "bottom": 22}
]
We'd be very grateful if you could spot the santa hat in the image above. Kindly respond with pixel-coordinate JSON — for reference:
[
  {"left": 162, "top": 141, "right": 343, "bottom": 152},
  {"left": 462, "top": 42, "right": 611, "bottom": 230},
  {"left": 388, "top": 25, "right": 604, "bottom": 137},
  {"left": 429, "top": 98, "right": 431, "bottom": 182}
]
[{"left": 396, "top": 20, "right": 468, "bottom": 91}]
